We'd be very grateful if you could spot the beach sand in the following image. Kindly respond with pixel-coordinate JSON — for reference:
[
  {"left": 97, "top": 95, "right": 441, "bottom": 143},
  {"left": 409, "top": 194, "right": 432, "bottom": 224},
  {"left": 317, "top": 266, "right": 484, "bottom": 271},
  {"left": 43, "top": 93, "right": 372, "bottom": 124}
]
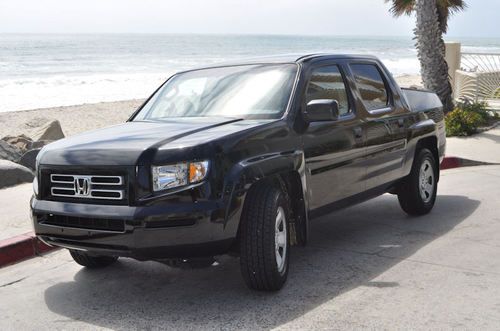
[
  {"left": 0, "top": 75, "right": 422, "bottom": 139},
  {"left": 0, "top": 99, "right": 144, "bottom": 138},
  {"left": 395, "top": 74, "right": 423, "bottom": 88}
]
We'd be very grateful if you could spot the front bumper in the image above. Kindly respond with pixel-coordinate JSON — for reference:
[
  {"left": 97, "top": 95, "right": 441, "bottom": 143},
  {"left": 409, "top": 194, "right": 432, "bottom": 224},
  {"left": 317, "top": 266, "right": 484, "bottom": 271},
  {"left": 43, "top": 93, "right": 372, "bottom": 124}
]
[{"left": 31, "top": 197, "right": 240, "bottom": 259}]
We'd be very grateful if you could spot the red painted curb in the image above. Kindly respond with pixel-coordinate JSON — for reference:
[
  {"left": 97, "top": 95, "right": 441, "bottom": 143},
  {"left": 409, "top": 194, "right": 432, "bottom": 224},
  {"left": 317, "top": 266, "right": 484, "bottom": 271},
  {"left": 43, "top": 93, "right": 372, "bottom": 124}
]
[
  {"left": 0, "top": 231, "right": 57, "bottom": 268},
  {"left": 440, "top": 157, "right": 462, "bottom": 170},
  {"left": 441, "top": 156, "right": 497, "bottom": 170}
]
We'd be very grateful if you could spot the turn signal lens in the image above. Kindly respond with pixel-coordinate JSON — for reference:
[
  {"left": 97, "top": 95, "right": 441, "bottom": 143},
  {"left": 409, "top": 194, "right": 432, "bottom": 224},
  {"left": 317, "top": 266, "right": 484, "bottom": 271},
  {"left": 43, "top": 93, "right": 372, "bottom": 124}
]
[{"left": 189, "top": 161, "right": 209, "bottom": 183}]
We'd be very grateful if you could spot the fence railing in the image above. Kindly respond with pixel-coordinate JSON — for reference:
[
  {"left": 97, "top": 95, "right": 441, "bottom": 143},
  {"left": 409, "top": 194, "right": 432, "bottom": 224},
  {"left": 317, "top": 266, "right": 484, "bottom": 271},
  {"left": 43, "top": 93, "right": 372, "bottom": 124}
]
[{"left": 455, "top": 52, "right": 500, "bottom": 104}]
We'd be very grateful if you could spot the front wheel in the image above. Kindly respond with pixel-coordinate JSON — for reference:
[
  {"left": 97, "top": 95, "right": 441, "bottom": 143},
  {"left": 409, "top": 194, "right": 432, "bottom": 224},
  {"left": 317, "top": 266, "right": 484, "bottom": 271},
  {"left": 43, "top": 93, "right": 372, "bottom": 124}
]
[
  {"left": 239, "top": 183, "right": 290, "bottom": 291},
  {"left": 397, "top": 148, "right": 438, "bottom": 215}
]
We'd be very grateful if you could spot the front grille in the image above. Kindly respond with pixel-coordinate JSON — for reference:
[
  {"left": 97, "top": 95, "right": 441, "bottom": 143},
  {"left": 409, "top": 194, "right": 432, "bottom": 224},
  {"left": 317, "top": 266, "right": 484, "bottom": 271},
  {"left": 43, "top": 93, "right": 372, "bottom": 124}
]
[
  {"left": 50, "top": 174, "right": 125, "bottom": 201},
  {"left": 42, "top": 214, "right": 125, "bottom": 232}
]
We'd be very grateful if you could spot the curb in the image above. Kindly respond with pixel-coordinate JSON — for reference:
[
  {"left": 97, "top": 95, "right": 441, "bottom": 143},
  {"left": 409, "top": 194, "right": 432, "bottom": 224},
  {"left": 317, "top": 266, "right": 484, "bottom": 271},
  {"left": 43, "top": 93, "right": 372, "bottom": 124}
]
[
  {"left": 440, "top": 157, "right": 462, "bottom": 170},
  {"left": 440, "top": 156, "right": 497, "bottom": 170},
  {"left": 0, "top": 156, "right": 496, "bottom": 268},
  {"left": 0, "top": 231, "right": 57, "bottom": 268}
]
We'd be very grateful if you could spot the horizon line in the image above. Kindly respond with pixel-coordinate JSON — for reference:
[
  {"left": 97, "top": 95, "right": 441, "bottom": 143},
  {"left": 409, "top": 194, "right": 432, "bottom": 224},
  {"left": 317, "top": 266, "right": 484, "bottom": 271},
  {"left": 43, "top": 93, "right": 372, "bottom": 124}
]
[{"left": 0, "top": 32, "right": 498, "bottom": 39}]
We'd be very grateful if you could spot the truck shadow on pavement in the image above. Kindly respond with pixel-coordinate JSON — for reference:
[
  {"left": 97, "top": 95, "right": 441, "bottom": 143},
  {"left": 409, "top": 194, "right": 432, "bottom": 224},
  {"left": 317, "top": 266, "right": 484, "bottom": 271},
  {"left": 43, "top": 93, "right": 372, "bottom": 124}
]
[{"left": 44, "top": 194, "right": 479, "bottom": 330}]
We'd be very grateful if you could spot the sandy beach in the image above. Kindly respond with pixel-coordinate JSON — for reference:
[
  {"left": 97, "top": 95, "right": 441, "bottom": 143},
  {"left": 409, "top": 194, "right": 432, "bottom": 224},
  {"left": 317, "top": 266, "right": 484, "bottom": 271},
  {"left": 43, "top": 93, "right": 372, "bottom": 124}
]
[
  {"left": 0, "top": 75, "right": 422, "bottom": 139},
  {"left": 0, "top": 99, "right": 144, "bottom": 138}
]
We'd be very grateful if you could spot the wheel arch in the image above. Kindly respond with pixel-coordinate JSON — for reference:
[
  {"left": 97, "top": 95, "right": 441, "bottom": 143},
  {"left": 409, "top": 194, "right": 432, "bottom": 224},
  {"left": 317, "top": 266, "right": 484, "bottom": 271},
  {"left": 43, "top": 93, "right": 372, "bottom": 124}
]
[
  {"left": 226, "top": 151, "right": 309, "bottom": 248},
  {"left": 415, "top": 135, "right": 440, "bottom": 181}
]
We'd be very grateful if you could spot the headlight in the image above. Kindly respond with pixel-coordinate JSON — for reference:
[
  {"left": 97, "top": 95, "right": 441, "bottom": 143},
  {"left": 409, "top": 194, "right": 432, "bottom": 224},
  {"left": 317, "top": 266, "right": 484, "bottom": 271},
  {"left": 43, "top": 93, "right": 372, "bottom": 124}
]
[{"left": 152, "top": 160, "right": 209, "bottom": 192}]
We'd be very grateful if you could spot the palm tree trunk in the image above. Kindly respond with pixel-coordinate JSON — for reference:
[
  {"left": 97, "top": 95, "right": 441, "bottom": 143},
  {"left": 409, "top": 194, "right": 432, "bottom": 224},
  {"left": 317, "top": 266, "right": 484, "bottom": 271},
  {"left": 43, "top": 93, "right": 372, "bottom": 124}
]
[{"left": 415, "top": 0, "right": 454, "bottom": 113}]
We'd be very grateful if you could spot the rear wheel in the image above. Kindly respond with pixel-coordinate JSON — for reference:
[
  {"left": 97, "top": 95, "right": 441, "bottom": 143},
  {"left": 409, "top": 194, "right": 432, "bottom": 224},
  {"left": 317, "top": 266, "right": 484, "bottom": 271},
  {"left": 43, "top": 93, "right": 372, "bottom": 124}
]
[
  {"left": 69, "top": 250, "right": 118, "bottom": 268},
  {"left": 239, "top": 182, "right": 290, "bottom": 291},
  {"left": 397, "top": 148, "right": 438, "bottom": 215}
]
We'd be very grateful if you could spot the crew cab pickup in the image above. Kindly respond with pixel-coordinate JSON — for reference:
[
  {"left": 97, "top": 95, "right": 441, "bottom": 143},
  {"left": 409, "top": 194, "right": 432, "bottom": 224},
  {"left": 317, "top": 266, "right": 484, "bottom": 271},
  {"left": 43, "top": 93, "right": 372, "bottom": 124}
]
[{"left": 32, "top": 54, "right": 445, "bottom": 291}]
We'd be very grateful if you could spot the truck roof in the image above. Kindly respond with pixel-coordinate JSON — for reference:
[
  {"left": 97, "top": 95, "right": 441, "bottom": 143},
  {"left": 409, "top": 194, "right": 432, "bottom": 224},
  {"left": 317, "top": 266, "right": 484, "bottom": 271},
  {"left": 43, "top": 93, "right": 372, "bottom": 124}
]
[
  {"left": 188, "top": 54, "right": 379, "bottom": 71},
  {"left": 246, "top": 53, "right": 378, "bottom": 63}
]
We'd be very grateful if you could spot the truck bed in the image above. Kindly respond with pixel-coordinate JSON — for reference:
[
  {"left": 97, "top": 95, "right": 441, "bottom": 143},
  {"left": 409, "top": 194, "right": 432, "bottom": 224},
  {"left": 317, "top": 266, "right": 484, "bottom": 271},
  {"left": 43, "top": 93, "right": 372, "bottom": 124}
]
[{"left": 401, "top": 88, "right": 443, "bottom": 113}]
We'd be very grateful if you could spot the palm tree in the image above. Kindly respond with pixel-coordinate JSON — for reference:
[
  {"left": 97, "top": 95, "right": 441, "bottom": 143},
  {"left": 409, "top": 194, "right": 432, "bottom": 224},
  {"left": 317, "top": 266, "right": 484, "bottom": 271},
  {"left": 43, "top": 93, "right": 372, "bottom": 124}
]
[{"left": 386, "top": 0, "right": 466, "bottom": 113}]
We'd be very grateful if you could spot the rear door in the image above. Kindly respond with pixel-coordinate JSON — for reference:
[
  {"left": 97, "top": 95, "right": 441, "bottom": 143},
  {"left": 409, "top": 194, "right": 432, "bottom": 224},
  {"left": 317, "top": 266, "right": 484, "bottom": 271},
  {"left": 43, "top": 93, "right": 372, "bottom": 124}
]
[
  {"left": 302, "top": 63, "right": 366, "bottom": 210},
  {"left": 348, "top": 61, "right": 408, "bottom": 190}
]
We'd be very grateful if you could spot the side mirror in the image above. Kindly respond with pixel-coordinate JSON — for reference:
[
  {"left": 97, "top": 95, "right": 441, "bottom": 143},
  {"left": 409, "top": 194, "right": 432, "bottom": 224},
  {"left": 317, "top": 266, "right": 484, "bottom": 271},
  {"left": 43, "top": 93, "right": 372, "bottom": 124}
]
[{"left": 304, "top": 99, "right": 339, "bottom": 122}]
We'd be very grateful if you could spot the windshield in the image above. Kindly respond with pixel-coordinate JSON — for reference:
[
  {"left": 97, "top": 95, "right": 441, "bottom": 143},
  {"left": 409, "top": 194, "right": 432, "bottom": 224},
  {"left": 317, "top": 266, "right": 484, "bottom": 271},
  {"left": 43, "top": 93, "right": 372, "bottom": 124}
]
[{"left": 133, "top": 64, "right": 298, "bottom": 121}]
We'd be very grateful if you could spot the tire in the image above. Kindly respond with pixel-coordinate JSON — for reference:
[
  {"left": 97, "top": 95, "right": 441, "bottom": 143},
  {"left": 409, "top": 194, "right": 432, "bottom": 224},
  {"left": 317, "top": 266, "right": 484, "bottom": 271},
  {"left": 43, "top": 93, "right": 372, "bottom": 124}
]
[
  {"left": 69, "top": 250, "right": 118, "bottom": 268},
  {"left": 398, "top": 148, "right": 438, "bottom": 216},
  {"left": 239, "top": 182, "right": 290, "bottom": 291}
]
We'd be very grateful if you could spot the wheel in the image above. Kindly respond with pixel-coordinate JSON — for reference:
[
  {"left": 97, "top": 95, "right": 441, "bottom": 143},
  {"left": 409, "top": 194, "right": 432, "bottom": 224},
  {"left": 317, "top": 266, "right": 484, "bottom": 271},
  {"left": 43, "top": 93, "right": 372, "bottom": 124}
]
[
  {"left": 69, "top": 250, "right": 118, "bottom": 268},
  {"left": 397, "top": 148, "right": 438, "bottom": 215},
  {"left": 239, "top": 182, "right": 290, "bottom": 291}
]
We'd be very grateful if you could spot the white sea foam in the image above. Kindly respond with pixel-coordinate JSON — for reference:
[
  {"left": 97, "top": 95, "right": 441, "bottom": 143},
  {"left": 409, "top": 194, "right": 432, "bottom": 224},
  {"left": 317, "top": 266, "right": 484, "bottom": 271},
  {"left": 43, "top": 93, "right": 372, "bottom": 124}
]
[
  {"left": 1, "top": 34, "right": 499, "bottom": 112},
  {"left": 0, "top": 73, "right": 169, "bottom": 112},
  {"left": 0, "top": 59, "right": 420, "bottom": 112}
]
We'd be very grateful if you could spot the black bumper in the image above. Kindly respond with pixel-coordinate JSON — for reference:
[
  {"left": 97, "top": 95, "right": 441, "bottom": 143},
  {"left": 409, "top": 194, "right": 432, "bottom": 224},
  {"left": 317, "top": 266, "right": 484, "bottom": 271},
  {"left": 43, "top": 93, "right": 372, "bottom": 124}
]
[{"left": 31, "top": 197, "right": 239, "bottom": 259}]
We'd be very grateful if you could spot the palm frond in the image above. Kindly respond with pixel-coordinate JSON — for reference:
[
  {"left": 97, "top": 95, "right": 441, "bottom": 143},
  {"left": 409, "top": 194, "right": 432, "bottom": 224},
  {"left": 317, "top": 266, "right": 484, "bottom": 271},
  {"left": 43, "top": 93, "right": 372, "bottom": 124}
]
[
  {"left": 436, "top": 0, "right": 467, "bottom": 33},
  {"left": 386, "top": 0, "right": 467, "bottom": 33},
  {"left": 385, "top": 0, "right": 416, "bottom": 17}
]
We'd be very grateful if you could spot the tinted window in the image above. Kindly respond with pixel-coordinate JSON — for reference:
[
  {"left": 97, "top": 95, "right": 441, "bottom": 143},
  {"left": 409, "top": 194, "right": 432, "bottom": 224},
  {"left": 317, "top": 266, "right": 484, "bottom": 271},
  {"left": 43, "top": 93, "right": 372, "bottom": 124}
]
[
  {"left": 350, "top": 64, "right": 389, "bottom": 111},
  {"left": 134, "top": 64, "right": 298, "bottom": 121},
  {"left": 306, "top": 65, "right": 350, "bottom": 116}
]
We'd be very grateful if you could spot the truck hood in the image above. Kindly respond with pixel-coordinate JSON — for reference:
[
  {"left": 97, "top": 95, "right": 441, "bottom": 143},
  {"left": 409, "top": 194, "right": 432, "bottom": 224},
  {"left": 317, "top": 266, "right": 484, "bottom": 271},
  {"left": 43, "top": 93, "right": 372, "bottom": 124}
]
[{"left": 39, "top": 117, "right": 267, "bottom": 166}]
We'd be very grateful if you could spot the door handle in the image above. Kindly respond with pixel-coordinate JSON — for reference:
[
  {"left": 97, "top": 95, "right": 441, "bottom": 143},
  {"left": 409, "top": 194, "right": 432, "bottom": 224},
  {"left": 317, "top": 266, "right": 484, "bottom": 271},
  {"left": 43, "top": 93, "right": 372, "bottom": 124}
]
[{"left": 353, "top": 127, "right": 363, "bottom": 139}]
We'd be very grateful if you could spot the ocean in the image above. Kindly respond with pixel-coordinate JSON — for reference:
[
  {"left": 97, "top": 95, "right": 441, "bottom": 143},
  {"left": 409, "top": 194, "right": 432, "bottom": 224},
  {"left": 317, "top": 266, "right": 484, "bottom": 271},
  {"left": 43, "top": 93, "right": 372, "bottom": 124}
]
[{"left": 1, "top": 34, "right": 500, "bottom": 112}]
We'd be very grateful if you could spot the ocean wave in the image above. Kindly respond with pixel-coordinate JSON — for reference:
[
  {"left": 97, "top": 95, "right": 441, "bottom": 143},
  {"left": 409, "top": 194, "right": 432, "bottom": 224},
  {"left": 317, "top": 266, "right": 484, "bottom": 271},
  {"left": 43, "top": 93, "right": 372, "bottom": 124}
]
[
  {"left": 1, "top": 33, "right": 499, "bottom": 112},
  {"left": 0, "top": 73, "right": 169, "bottom": 112},
  {"left": 381, "top": 57, "right": 421, "bottom": 75},
  {"left": 0, "top": 57, "right": 423, "bottom": 112}
]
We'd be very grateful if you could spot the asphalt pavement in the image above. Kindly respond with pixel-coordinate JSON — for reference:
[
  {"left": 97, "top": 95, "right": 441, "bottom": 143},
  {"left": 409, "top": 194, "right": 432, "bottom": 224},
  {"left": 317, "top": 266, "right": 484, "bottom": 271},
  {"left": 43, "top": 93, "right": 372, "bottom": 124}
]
[{"left": 1, "top": 165, "right": 500, "bottom": 330}]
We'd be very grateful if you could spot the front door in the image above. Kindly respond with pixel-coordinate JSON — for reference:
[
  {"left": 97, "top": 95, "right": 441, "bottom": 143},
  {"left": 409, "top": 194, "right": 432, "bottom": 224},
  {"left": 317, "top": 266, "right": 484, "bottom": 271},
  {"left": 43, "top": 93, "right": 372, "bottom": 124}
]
[{"left": 301, "top": 64, "right": 366, "bottom": 210}]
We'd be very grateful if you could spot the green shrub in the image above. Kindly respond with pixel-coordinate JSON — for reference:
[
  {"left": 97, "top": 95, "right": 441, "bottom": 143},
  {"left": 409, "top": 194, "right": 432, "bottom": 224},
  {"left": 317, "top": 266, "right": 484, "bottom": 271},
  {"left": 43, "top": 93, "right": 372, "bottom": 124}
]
[
  {"left": 458, "top": 100, "right": 488, "bottom": 112},
  {"left": 457, "top": 100, "right": 489, "bottom": 124},
  {"left": 445, "top": 108, "right": 484, "bottom": 136},
  {"left": 494, "top": 88, "right": 500, "bottom": 98},
  {"left": 445, "top": 100, "right": 499, "bottom": 137}
]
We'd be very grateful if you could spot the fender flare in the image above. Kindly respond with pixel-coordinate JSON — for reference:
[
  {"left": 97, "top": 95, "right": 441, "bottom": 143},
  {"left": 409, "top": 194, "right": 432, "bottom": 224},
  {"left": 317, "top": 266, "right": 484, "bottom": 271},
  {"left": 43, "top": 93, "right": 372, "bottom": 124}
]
[{"left": 223, "top": 150, "right": 309, "bottom": 245}]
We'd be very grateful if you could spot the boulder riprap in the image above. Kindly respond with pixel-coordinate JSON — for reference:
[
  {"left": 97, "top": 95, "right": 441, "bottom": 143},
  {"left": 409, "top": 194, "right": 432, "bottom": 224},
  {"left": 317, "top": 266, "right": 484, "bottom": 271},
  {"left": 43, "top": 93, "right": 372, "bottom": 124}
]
[
  {"left": 2, "top": 135, "right": 52, "bottom": 153},
  {"left": 29, "top": 140, "right": 52, "bottom": 150},
  {"left": 2, "top": 134, "right": 32, "bottom": 153},
  {"left": 0, "top": 160, "right": 34, "bottom": 189},
  {"left": 0, "top": 119, "right": 63, "bottom": 179},
  {"left": 19, "top": 148, "right": 41, "bottom": 171},
  {"left": 0, "top": 140, "right": 22, "bottom": 162},
  {"left": 32, "top": 120, "right": 65, "bottom": 141}
]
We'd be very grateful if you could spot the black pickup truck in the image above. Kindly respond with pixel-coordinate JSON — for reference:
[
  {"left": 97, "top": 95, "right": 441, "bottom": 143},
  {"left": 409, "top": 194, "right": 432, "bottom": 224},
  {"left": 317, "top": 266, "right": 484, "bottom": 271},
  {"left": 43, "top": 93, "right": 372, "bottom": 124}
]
[{"left": 32, "top": 54, "right": 445, "bottom": 291}]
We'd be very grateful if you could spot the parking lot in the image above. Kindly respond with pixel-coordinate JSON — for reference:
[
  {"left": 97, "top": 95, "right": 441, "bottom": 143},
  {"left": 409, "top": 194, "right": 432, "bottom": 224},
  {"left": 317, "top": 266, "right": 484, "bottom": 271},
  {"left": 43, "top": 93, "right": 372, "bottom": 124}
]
[{"left": 1, "top": 165, "right": 500, "bottom": 330}]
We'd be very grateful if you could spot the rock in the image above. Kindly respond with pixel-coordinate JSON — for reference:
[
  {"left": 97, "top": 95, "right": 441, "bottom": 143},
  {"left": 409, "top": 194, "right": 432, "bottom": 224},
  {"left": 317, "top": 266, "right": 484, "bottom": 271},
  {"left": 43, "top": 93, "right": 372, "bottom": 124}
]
[
  {"left": 32, "top": 120, "right": 65, "bottom": 141},
  {"left": 19, "top": 148, "right": 41, "bottom": 171},
  {"left": 28, "top": 140, "right": 52, "bottom": 150},
  {"left": 0, "top": 140, "right": 22, "bottom": 162},
  {"left": 2, "top": 134, "right": 33, "bottom": 153},
  {"left": 0, "top": 160, "right": 34, "bottom": 189}
]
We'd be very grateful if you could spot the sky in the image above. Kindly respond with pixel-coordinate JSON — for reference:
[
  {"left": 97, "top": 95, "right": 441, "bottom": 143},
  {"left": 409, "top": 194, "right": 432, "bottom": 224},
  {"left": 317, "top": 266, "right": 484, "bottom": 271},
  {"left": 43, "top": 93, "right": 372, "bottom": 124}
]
[{"left": 0, "top": 0, "right": 498, "bottom": 37}]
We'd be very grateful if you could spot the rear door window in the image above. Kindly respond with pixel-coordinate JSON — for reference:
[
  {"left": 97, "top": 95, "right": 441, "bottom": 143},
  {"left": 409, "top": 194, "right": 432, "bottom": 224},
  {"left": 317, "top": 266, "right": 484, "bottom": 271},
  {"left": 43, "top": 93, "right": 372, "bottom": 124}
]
[{"left": 350, "top": 64, "right": 389, "bottom": 111}]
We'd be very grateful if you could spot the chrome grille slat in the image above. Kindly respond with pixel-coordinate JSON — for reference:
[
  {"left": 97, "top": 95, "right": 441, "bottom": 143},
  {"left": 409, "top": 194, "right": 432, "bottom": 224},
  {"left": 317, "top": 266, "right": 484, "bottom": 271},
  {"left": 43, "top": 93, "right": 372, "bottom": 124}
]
[
  {"left": 90, "top": 176, "right": 123, "bottom": 185},
  {"left": 50, "top": 174, "right": 125, "bottom": 201}
]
